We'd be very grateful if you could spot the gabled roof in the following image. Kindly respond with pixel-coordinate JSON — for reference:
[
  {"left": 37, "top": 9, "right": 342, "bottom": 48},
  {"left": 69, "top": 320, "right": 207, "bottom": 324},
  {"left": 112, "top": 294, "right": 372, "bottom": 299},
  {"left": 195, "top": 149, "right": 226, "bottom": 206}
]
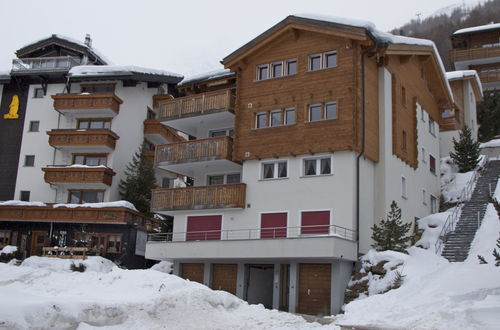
[
  {"left": 446, "top": 70, "right": 483, "bottom": 100},
  {"left": 178, "top": 68, "right": 235, "bottom": 87},
  {"left": 68, "top": 65, "right": 183, "bottom": 84},
  {"left": 16, "top": 34, "right": 110, "bottom": 65},
  {"left": 453, "top": 23, "right": 500, "bottom": 36}
]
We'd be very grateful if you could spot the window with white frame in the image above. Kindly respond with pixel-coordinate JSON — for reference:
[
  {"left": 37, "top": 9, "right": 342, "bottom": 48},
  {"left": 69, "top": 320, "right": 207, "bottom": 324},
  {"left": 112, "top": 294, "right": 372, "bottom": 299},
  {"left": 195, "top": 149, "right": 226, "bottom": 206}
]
[
  {"left": 401, "top": 176, "right": 407, "bottom": 198},
  {"left": 325, "top": 102, "right": 337, "bottom": 120},
  {"left": 207, "top": 173, "right": 241, "bottom": 185},
  {"left": 422, "top": 189, "right": 427, "bottom": 205},
  {"left": 262, "top": 161, "right": 287, "bottom": 179},
  {"left": 286, "top": 59, "right": 297, "bottom": 75},
  {"left": 309, "top": 104, "right": 322, "bottom": 121},
  {"left": 255, "top": 112, "right": 267, "bottom": 129},
  {"left": 429, "top": 155, "right": 436, "bottom": 174},
  {"left": 308, "top": 101, "right": 337, "bottom": 122},
  {"left": 284, "top": 107, "right": 295, "bottom": 125},
  {"left": 209, "top": 128, "right": 234, "bottom": 137},
  {"left": 430, "top": 194, "right": 438, "bottom": 213},
  {"left": 271, "top": 62, "right": 283, "bottom": 78},
  {"left": 257, "top": 65, "right": 269, "bottom": 80},
  {"left": 34, "top": 88, "right": 44, "bottom": 98},
  {"left": 303, "top": 157, "right": 332, "bottom": 176},
  {"left": 309, "top": 51, "right": 337, "bottom": 71},
  {"left": 256, "top": 58, "right": 297, "bottom": 80},
  {"left": 429, "top": 117, "right": 436, "bottom": 135},
  {"left": 270, "top": 110, "right": 281, "bottom": 127}
]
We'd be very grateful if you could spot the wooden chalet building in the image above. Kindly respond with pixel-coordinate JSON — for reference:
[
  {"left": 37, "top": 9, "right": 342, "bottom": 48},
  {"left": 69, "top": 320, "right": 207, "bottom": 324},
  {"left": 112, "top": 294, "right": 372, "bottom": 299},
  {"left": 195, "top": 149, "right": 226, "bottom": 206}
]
[
  {"left": 0, "top": 35, "right": 183, "bottom": 268},
  {"left": 146, "top": 15, "right": 456, "bottom": 315}
]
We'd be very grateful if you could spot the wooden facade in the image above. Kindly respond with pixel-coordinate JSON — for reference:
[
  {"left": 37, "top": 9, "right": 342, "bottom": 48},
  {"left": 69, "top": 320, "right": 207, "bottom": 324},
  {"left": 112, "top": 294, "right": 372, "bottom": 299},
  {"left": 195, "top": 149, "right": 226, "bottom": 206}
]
[
  {"left": 47, "top": 129, "right": 119, "bottom": 149},
  {"left": 52, "top": 93, "right": 123, "bottom": 114},
  {"left": 42, "top": 166, "right": 116, "bottom": 186},
  {"left": 151, "top": 183, "right": 246, "bottom": 211}
]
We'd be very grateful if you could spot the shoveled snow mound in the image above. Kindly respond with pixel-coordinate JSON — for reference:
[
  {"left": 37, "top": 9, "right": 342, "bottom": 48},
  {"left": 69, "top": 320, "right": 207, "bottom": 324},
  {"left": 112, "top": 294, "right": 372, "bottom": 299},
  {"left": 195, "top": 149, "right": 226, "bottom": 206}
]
[
  {"left": 0, "top": 245, "right": 17, "bottom": 255},
  {"left": 151, "top": 261, "right": 173, "bottom": 274},
  {"left": 0, "top": 258, "right": 333, "bottom": 329},
  {"left": 339, "top": 247, "right": 500, "bottom": 329},
  {"left": 20, "top": 256, "right": 114, "bottom": 273},
  {"left": 415, "top": 210, "right": 454, "bottom": 249},
  {"left": 467, "top": 203, "right": 500, "bottom": 264}
]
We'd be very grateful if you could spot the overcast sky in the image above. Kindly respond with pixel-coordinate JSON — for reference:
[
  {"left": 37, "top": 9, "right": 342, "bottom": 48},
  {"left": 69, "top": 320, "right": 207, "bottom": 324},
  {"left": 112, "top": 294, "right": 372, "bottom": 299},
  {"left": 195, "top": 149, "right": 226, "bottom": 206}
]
[{"left": 0, "top": 0, "right": 486, "bottom": 77}]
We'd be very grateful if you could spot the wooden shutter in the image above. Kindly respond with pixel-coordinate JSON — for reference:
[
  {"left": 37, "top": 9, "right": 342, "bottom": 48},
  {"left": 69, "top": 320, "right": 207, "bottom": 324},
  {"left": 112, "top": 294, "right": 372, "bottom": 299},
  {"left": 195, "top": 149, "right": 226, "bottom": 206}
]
[{"left": 301, "top": 211, "right": 330, "bottom": 234}]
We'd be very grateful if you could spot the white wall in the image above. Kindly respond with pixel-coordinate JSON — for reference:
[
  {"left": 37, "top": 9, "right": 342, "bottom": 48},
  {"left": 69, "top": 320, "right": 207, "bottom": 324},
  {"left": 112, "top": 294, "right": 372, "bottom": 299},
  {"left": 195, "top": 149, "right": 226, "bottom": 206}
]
[
  {"left": 463, "top": 79, "right": 478, "bottom": 140},
  {"left": 440, "top": 131, "right": 459, "bottom": 158}
]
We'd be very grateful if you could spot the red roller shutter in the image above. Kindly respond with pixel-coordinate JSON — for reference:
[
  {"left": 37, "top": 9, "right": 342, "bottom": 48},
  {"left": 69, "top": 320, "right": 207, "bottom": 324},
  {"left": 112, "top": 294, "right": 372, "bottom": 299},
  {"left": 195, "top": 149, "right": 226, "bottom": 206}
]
[
  {"left": 261, "top": 212, "right": 287, "bottom": 238},
  {"left": 301, "top": 211, "right": 330, "bottom": 234},
  {"left": 186, "top": 215, "right": 222, "bottom": 241}
]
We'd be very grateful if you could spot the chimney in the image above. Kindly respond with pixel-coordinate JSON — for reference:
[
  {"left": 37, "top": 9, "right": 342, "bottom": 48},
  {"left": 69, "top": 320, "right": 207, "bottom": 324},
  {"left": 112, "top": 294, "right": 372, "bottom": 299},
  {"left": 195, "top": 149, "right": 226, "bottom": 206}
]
[{"left": 84, "top": 34, "right": 92, "bottom": 48}]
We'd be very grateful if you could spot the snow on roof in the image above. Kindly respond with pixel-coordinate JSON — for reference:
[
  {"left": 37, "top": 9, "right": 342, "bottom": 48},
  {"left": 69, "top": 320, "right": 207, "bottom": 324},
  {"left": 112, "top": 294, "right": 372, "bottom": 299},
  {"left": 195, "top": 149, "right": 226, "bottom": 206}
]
[
  {"left": 0, "top": 200, "right": 47, "bottom": 207},
  {"left": 179, "top": 68, "right": 234, "bottom": 87},
  {"left": 0, "top": 70, "right": 10, "bottom": 82},
  {"left": 446, "top": 70, "right": 483, "bottom": 97},
  {"left": 69, "top": 65, "right": 183, "bottom": 80},
  {"left": 453, "top": 22, "right": 500, "bottom": 36},
  {"left": 53, "top": 200, "right": 138, "bottom": 212}
]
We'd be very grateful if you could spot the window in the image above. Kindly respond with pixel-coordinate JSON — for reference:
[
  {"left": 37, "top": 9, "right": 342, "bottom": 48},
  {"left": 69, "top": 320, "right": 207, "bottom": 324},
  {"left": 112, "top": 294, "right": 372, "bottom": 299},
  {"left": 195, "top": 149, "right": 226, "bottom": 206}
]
[
  {"left": 309, "top": 51, "right": 337, "bottom": 71},
  {"left": 309, "top": 104, "right": 322, "bottom": 121},
  {"left": 73, "top": 154, "right": 107, "bottom": 166},
  {"left": 20, "top": 191, "right": 30, "bottom": 202},
  {"left": 209, "top": 128, "right": 234, "bottom": 137},
  {"left": 24, "top": 155, "right": 35, "bottom": 167},
  {"left": 78, "top": 119, "right": 111, "bottom": 130},
  {"left": 308, "top": 102, "right": 337, "bottom": 122},
  {"left": 208, "top": 173, "right": 241, "bottom": 185},
  {"left": 422, "top": 147, "right": 426, "bottom": 163},
  {"left": 271, "top": 62, "right": 283, "bottom": 78},
  {"left": 255, "top": 112, "right": 267, "bottom": 129},
  {"left": 261, "top": 213, "right": 287, "bottom": 238},
  {"left": 430, "top": 195, "right": 438, "bottom": 213},
  {"left": 301, "top": 211, "right": 330, "bottom": 234},
  {"left": 34, "top": 88, "right": 44, "bottom": 98},
  {"left": 257, "top": 65, "right": 269, "bottom": 81},
  {"left": 29, "top": 121, "right": 40, "bottom": 132},
  {"left": 106, "top": 235, "right": 122, "bottom": 253},
  {"left": 441, "top": 109, "right": 453, "bottom": 118},
  {"left": 0, "top": 230, "right": 11, "bottom": 246},
  {"left": 68, "top": 190, "right": 104, "bottom": 204},
  {"left": 208, "top": 175, "right": 224, "bottom": 185},
  {"left": 303, "top": 157, "right": 332, "bottom": 176},
  {"left": 262, "top": 161, "right": 287, "bottom": 179},
  {"left": 325, "top": 102, "right": 337, "bottom": 120},
  {"left": 284, "top": 107, "right": 295, "bottom": 125},
  {"left": 423, "top": 189, "right": 427, "bottom": 205},
  {"left": 401, "top": 176, "right": 407, "bottom": 199},
  {"left": 81, "top": 84, "right": 115, "bottom": 93},
  {"left": 401, "top": 86, "right": 407, "bottom": 108},
  {"left": 161, "top": 177, "right": 172, "bottom": 188},
  {"left": 402, "top": 131, "right": 407, "bottom": 152},
  {"left": 429, "top": 155, "right": 436, "bottom": 174},
  {"left": 270, "top": 110, "right": 281, "bottom": 127},
  {"left": 428, "top": 117, "right": 435, "bottom": 136},
  {"left": 286, "top": 59, "right": 297, "bottom": 75}
]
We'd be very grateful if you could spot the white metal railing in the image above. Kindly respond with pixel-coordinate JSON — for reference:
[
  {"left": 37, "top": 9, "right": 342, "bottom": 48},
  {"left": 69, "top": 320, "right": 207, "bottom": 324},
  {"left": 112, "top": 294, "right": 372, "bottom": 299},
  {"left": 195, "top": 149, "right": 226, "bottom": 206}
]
[
  {"left": 148, "top": 224, "right": 356, "bottom": 243},
  {"left": 435, "top": 155, "right": 489, "bottom": 254},
  {"left": 12, "top": 56, "right": 81, "bottom": 72}
]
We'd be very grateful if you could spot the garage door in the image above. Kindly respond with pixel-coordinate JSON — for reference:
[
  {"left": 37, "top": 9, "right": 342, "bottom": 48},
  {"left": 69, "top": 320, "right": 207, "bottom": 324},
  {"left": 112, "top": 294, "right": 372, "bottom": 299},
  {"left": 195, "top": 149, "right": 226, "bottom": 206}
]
[
  {"left": 297, "top": 264, "right": 331, "bottom": 315},
  {"left": 180, "top": 263, "right": 204, "bottom": 284},
  {"left": 211, "top": 264, "right": 237, "bottom": 295},
  {"left": 186, "top": 215, "right": 221, "bottom": 241}
]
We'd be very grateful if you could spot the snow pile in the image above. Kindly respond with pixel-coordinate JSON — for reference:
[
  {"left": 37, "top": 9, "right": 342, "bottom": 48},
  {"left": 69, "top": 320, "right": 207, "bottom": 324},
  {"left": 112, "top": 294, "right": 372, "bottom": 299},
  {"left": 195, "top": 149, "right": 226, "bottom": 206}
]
[
  {"left": 20, "top": 256, "right": 114, "bottom": 273},
  {"left": 53, "top": 200, "right": 138, "bottom": 212},
  {"left": 151, "top": 261, "right": 173, "bottom": 274},
  {"left": 467, "top": 203, "right": 500, "bottom": 264},
  {"left": 480, "top": 138, "right": 500, "bottom": 149},
  {"left": 0, "top": 245, "right": 17, "bottom": 255},
  {"left": 440, "top": 156, "right": 477, "bottom": 203},
  {"left": 415, "top": 210, "right": 454, "bottom": 249},
  {"left": 339, "top": 247, "right": 500, "bottom": 329},
  {"left": 360, "top": 250, "right": 407, "bottom": 296},
  {"left": 0, "top": 200, "right": 46, "bottom": 207},
  {"left": 0, "top": 258, "right": 331, "bottom": 329}
]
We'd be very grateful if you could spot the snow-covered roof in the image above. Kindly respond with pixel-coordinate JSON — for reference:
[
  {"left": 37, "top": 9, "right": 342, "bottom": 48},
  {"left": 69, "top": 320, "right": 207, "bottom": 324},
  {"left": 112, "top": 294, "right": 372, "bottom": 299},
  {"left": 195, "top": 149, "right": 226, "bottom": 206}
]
[
  {"left": 0, "top": 70, "right": 10, "bottom": 83},
  {"left": 179, "top": 68, "right": 235, "bottom": 87},
  {"left": 453, "top": 22, "right": 500, "bottom": 36},
  {"left": 69, "top": 65, "right": 183, "bottom": 83},
  {"left": 446, "top": 70, "right": 483, "bottom": 97},
  {"left": 53, "top": 200, "right": 138, "bottom": 212}
]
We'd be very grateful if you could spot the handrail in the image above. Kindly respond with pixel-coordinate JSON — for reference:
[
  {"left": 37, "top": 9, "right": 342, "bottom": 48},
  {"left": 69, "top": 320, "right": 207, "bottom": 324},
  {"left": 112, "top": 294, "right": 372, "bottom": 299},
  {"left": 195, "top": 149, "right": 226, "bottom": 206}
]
[
  {"left": 435, "top": 155, "right": 489, "bottom": 254},
  {"left": 12, "top": 56, "right": 81, "bottom": 72},
  {"left": 148, "top": 224, "right": 356, "bottom": 242}
]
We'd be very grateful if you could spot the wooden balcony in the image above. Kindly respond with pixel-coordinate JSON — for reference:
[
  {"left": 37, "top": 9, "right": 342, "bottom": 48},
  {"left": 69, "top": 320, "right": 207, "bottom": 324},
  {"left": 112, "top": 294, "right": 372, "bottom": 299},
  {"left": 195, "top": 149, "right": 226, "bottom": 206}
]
[
  {"left": 450, "top": 46, "right": 500, "bottom": 63},
  {"left": 143, "top": 119, "right": 184, "bottom": 145},
  {"left": 156, "top": 136, "right": 234, "bottom": 166},
  {"left": 478, "top": 70, "right": 500, "bottom": 84},
  {"left": 0, "top": 205, "right": 155, "bottom": 228},
  {"left": 151, "top": 183, "right": 246, "bottom": 212},
  {"left": 143, "top": 150, "right": 155, "bottom": 165},
  {"left": 47, "top": 129, "right": 119, "bottom": 151},
  {"left": 42, "top": 166, "right": 116, "bottom": 186},
  {"left": 52, "top": 93, "right": 123, "bottom": 116},
  {"left": 158, "top": 89, "right": 235, "bottom": 121}
]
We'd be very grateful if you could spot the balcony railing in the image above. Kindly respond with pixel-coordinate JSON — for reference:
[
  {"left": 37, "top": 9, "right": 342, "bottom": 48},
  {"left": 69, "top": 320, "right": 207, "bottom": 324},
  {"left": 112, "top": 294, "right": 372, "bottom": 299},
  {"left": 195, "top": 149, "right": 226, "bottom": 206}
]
[
  {"left": 478, "top": 70, "right": 500, "bottom": 84},
  {"left": 143, "top": 119, "right": 185, "bottom": 144},
  {"left": 158, "top": 89, "right": 235, "bottom": 121},
  {"left": 12, "top": 56, "right": 81, "bottom": 73},
  {"left": 47, "top": 129, "right": 119, "bottom": 150},
  {"left": 52, "top": 93, "right": 123, "bottom": 115},
  {"left": 148, "top": 224, "right": 356, "bottom": 242},
  {"left": 450, "top": 45, "right": 500, "bottom": 63},
  {"left": 156, "top": 136, "right": 234, "bottom": 166},
  {"left": 151, "top": 183, "right": 246, "bottom": 211},
  {"left": 42, "top": 166, "right": 115, "bottom": 186}
]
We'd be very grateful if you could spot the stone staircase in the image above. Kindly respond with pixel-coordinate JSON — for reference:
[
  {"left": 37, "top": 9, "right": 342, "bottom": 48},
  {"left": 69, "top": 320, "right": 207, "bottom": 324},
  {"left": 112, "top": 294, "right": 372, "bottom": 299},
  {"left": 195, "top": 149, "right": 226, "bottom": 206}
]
[{"left": 441, "top": 160, "right": 500, "bottom": 262}]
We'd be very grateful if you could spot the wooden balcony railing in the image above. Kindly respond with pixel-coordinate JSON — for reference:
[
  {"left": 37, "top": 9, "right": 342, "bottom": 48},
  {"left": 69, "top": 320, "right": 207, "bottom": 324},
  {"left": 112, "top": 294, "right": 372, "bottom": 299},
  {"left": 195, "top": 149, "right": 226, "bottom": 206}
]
[
  {"left": 42, "top": 166, "right": 116, "bottom": 186},
  {"left": 47, "top": 129, "right": 119, "bottom": 149},
  {"left": 155, "top": 136, "right": 234, "bottom": 166},
  {"left": 151, "top": 183, "right": 246, "bottom": 211},
  {"left": 52, "top": 93, "right": 123, "bottom": 114},
  {"left": 0, "top": 205, "right": 155, "bottom": 228},
  {"left": 143, "top": 119, "right": 185, "bottom": 143},
  {"left": 158, "top": 89, "right": 235, "bottom": 121},
  {"left": 450, "top": 46, "right": 500, "bottom": 63},
  {"left": 478, "top": 70, "right": 500, "bottom": 84}
]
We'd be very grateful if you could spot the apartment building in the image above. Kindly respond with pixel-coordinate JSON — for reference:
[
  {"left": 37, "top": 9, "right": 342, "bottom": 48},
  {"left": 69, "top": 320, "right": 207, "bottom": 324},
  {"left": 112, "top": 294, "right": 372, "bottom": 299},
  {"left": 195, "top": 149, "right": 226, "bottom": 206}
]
[
  {"left": 145, "top": 15, "right": 455, "bottom": 315},
  {"left": 0, "top": 35, "right": 182, "bottom": 267},
  {"left": 450, "top": 22, "right": 500, "bottom": 90}
]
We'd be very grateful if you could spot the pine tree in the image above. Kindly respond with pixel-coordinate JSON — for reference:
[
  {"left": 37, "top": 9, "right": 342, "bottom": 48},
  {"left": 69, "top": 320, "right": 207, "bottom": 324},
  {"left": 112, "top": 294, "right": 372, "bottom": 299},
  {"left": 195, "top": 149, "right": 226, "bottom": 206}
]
[
  {"left": 371, "top": 201, "right": 412, "bottom": 252},
  {"left": 449, "top": 125, "right": 481, "bottom": 173},
  {"left": 119, "top": 147, "right": 157, "bottom": 216}
]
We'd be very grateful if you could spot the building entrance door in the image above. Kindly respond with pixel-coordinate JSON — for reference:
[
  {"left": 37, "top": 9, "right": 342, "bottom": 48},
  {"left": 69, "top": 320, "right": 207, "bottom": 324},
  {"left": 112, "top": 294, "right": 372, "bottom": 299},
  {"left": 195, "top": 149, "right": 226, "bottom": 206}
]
[{"left": 30, "top": 231, "right": 49, "bottom": 256}]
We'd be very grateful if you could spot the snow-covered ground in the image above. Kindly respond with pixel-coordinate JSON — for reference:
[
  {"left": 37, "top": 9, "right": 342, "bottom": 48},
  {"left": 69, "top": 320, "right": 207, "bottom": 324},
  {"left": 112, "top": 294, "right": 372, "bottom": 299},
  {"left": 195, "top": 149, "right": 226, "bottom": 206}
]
[{"left": 440, "top": 156, "right": 485, "bottom": 203}]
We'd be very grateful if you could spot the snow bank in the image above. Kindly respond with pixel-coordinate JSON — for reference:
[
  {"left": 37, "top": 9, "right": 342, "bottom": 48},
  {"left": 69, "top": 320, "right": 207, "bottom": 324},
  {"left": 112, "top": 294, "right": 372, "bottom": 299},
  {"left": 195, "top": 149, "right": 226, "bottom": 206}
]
[
  {"left": 467, "top": 203, "right": 500, "bottom": 264},
  {"left": 0, "top": 258, "right": 331, "bottom": 329},
  {"left": 0, "top": 200, "right": 46, "bottom": 207},
  {"left": 415, "top": 210, "right": 454, "bottom": 249},
  {"left": 53, "top": 201, "right": 138, "bottom": 212},
  {"left": 0, "top": 245, "right": 17, "bottom": 255},
  {"left": 359, "top": 250, "right": 408, "bottom": 296},
  {"left": 339, "top": 247, "right": 500, "bottom": 330},
  {"left": 151, "top": 261, "right": 173, "bottom": 274},
  {"left": 440, "top": 157, "right": 480, "bottom": 203},
  {"left": 20, "top": 256, "right": 114, "bottom": 273},
  {"left": 480, "top": 138, "right": 500, "bottom": 149}
]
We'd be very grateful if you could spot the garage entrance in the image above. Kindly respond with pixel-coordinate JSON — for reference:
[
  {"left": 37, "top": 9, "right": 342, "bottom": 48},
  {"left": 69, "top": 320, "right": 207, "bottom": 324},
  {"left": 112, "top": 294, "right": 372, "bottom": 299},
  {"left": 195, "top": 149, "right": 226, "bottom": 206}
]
[
  {"left": 245, "top": 264, "right": 274, "bottom": 308},
  {"left": 211, "top": 264, "right": 237, "bottom": 294},
  {"left": 180, "top": 263, "right": 204, "bottom": 284},
  {"left": 297, "top": 263, "right": 331, "bottom": 315}
]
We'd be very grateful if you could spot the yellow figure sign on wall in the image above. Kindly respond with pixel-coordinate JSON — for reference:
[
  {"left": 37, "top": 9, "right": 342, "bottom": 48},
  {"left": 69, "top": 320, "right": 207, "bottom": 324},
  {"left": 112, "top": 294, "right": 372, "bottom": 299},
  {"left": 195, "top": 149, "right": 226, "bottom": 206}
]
[{"left": 4, "top": 95, "right": 20, "bottom": 119}]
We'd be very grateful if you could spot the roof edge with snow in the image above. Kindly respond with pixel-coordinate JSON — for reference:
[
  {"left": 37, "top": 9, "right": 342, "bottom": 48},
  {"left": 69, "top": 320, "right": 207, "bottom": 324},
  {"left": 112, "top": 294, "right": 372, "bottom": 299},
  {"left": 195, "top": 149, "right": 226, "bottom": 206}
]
[
  {"left": 453, "top": 22, "right": 500, "bottom": 36},
  {"left": 68, "top": 65, "right": 183, "bottom": 84},
  {"left": 178, "top": 68, "right": 235, "bottom": 87}
]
